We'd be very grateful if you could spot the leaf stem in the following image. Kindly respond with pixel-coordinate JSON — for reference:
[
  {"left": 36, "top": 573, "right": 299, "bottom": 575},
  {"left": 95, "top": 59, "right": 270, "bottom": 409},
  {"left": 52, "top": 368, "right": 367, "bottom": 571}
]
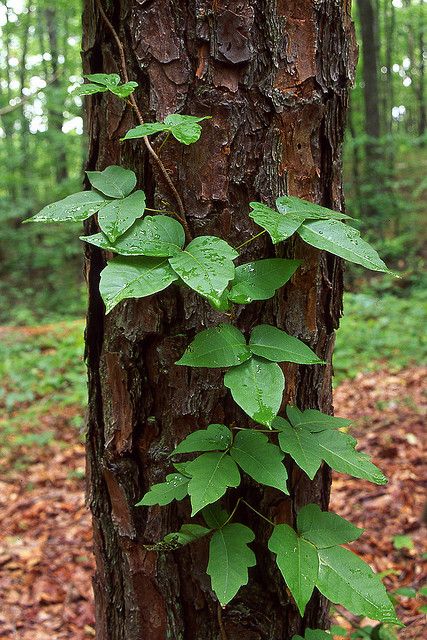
[
  {"left": 222, "top": 498, "right": 242, "bottom": 528},
  {"left": 222, "top": 497, "right": 275, "bottom": 528},
  {"left": 236, "top": 230, "right": 266, "bottom": 251},
  {"left": 94, "top": 0, "right": 192, "bottom": 242},
  {"left": 145, "top": 207, "right": 178, "bottom": 215},
  {"left": 241, "top": 499, "right": 276, "bottom": 527},
  {"left": 231, "top": 426, "right": 278, "bottom": 434},
  {"left": 158, "top": 131, "right": 171, "bottom": 154},
  {"left": 217, "top": 604, "right": 229, "bottom": 640}
]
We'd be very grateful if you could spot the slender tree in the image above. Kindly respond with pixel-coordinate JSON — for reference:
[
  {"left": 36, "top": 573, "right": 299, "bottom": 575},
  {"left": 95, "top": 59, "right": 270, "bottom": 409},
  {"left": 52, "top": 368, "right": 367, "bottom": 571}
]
[
  {"left": 82, "top": 1, "right": 356, "bottom": 638},
  {"left": 44, "top": 6, "right": 69, "bottom": 182},
  {"left": 18, "top": 2, "right": 32, "bottom": 203},
  {"left": 358, "top": 0, "right": 381, "bottom": 142}
]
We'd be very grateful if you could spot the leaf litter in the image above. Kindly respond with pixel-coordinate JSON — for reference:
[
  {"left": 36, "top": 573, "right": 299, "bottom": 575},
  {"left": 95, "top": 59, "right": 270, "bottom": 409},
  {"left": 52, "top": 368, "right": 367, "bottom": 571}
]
[{"left": 0, "top": 322, "right": 425, "bottom": 639}]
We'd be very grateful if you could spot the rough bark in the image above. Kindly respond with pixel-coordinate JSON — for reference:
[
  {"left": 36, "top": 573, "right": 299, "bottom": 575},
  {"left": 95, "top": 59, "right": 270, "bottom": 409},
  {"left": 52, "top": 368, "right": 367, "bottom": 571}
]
[{"left": 82, "top": 2, "right": 356, "bottom": 638}]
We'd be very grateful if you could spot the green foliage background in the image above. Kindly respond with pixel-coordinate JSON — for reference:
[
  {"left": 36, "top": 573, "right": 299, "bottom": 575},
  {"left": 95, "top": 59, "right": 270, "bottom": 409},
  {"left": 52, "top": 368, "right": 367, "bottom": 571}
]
[{"left": 0, "top": 0, "right": 84, "bottom": 323}]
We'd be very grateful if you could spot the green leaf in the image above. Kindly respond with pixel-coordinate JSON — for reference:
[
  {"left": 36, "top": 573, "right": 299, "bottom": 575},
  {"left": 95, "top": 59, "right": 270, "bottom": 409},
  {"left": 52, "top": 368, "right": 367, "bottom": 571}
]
[
  {"left": 330, "top": 625, "right": 348, "bottom": 637},
  {"left": 122, "top": 114, "right": 210, "bottom": 144},
  {"left": 376, "top": 623, "right": 399, "bottom": 640},
  {"left": 109, "top": 81, "right": 138, "bottom": 98},
  {"left": 377, "top": 569, "right": 400, "bottom": 579},
  {"left": 276, "top": 196, "right": 351, "bottom": 221},
  {"left": 144, "top": 524, "right": 211, "bottom": 551},
  {"left": 172, "top": 462, "right": 191, "bottom": 475},
  {"left": 418, "top": 605, "right": 427, "bottom": 614},
  {"left": 86, "top": 165, "right": 137, "bottom": 198},
  {"left": 99, "top": 256, "right": 178, "bottom": 313},
  {"left": 285, "top": 405, "right": 303, "bottom": 424},
  {"left": 122, "top": 122, "right": 169, "bottom": 140},
  {"left": 275, "top": 417, "right": 323, "bottom": 480},
  {"left": 168, "top": 236, "right": 238, "bottom": 306},
  {"left": 297, "top": 504, "right": 363, "bottom": 548},
  {"left": 176, "top": 324, "right": 251, "bottom": 368},
  {"left": 249, "top": 325, "right": 325, "bottom": 365},
  {"left": 286, "top": 406, "right": 351, "bottom": 432},
  {"left": 76, "top": 83, "right": 108, "bottom": 96},
  {"left": 418, "top": 585, "right": 427, "bottom": 597},
  {"left": 78, "top": 75, "right": 136, "bottom": 97},
  {"left": 394, "top": 587, "right": 417, "bottom": 598},
  {"left": 293, "top": 630, "right": 332, "bottom": 640},
  {"left": 269, "top": 524, "right": 318, "bottom": 615},
  {"left": 97, "top": 190, "right": 146, "bottom": 242},
  {"left": 312, "top": 429, "right": 387, "bottom": 485},
  {"left": 230, "top": 430, "right": 288, "bottom": 493},
  {"left": 186, "top": 452, "right": 240, "bottom": 515},
  {"left": 305, "top": 631, "right": 332, "bottom": 640},
  {"left": 316, "top": 546, "right": 399, "bottom": 623},
  {"left": 249, "top": 202, "right": 303, "bottom": 243},
  {"left": 228, "top": 258, "right": 301, "bottom": 304},
  {"left": 24, "top": 191, "right": 109, "bottom": 223},
  {"left": 136, "top": 473, "right": 189, "bottom": 506},
  {"left": 172, "top": 424, "right": 232, "bottom": 455},
  {"left": 81, "top": 215, "right": 185, "bottom": 257},
  {"left": 210, "top": 288, "right": 231, "bottom": 312},
  {"left": 84, "top": 73, "right": 121, "bottom": 86},
  {"left": 224, "top": 357, "right": 285, "bottom": 427},
  {"left": 392, "top": 534, "right": 414, "bottom": 550},
  {"left": 275, "top": 417, "right": 387, "bottom": 484},
  {"left": 207, "top": 523, "right": 256, "bottom": 606},
  {"left": 164, "top": 114, "right": 210, "bottom": 145},
  {"left": 350, "top": 629, "right": 373, "bottom": 640},
  {"left": 298, "top": 220, "right": 391, "bottom": 273},
  {"left": 202, "top": 503, "right": 230, "bottom": 529}
]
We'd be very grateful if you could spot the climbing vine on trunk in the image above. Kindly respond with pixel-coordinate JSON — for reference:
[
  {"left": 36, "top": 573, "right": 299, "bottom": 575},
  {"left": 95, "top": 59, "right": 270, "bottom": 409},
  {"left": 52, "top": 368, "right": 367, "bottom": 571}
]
[{"left": 25, "top": 69, "right": 401, "bottom": 635}]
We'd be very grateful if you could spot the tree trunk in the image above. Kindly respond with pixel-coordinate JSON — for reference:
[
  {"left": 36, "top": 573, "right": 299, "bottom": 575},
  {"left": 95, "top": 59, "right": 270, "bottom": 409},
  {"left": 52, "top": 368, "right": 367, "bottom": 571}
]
[
  {"left": 416, "top": 0, "right": 426, "bottom": 139},
  {"left": 357, "top": 0, "right": 383, "bottom": 225},
  {"left": 82, "top": 2, "right": 356, "bottom": 638},
  {"left": 384, "top": 0, "right": 395, "bottom": 135},
  {"left": 45, "top": 7, "right": 69, "bottom": 183},
  {"left": 358, "top": 0, "right": 381, "bottom": 143},
  {"left": 17, "top": 2, "right": 32, "bottom": 204}
]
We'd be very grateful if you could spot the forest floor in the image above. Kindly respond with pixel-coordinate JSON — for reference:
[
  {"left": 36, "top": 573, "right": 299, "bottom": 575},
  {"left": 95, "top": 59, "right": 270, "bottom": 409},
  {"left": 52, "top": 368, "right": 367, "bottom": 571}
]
[{"left": 0, "top": 323, "right": 425, "bottom": 640}]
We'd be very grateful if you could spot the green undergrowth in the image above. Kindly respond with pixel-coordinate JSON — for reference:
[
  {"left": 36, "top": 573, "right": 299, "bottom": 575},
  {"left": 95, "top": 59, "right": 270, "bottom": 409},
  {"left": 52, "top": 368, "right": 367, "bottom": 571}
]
[
  {"left": 334, "top": 290, "right": 427, "bottom": 383},
  {"left": 1, "top": 289, "right": 424, "bottom": 455},
  {"left": 0, "top": 320, "right": 86, "bottom": 460}
]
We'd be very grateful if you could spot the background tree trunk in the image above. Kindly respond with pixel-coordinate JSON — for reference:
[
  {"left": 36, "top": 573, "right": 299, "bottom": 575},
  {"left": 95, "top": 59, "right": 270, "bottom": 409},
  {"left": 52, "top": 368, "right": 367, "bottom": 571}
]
[
  {"left": 357, "top": 0, "right": 382, "bottom": 223},
  {"left": 82, "top": 2, "right": 356, "bottom": 638},
  {"left": 44, "top": 7, "right": 69, "bottom": 183},
  {"left": 358, "top": 0, "right": 381, "bottom": 142}
]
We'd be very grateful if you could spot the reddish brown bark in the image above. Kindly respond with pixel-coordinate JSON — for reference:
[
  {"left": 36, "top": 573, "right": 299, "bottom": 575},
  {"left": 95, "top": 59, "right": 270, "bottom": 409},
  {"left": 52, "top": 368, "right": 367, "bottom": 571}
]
[{"left": 82, "top": 2, "right": 356, "bottom": 638}]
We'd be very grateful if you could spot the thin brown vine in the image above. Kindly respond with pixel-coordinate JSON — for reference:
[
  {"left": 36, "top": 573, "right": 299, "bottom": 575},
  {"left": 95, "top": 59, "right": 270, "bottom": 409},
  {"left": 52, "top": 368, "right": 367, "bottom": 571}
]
[{"left": 94, "top": 0, "right": 192, "bottom": 241}]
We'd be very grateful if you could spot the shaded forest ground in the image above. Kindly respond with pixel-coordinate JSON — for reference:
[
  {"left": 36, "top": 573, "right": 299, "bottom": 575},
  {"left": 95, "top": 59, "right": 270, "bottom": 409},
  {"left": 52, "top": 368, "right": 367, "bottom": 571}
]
[{"left": 0, "top": 323, "right": 425, "bottom": 639}]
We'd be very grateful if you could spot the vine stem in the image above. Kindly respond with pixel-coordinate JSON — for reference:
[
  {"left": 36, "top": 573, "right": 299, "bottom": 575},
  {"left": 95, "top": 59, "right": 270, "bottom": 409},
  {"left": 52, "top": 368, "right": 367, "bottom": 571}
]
[
  {"left": 236, "top": 229, "right": 266, "bottom": 251},
  {"left": 222, "top": 497, "right": 243, "bottom": 527},
  {"left": 157, "top": 131, "right": 171, "bottom": 154},
  {"left": 223, "top": 497, "right": 275, "bottom": 528},
  {"left": 217, "top": 604, "right": 228, "bottom": 640},
  {"left": 232, "top": 426, "right": 278, "bottom": 434},
  {"left": 241, "top": 499, "right": 275, "bottom": 527},
  {"left": 94, "top": 0, "right": 192, "bottom": 242},
  {"left": 145, "top": 207, "right": 178, "bottom": 216}
]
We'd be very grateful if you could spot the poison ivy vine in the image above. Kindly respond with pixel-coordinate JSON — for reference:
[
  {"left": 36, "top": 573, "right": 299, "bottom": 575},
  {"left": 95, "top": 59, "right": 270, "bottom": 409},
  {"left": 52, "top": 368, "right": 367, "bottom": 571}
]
[{"left": 24, "top": 69, "right": 401, "bottom": 633}]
